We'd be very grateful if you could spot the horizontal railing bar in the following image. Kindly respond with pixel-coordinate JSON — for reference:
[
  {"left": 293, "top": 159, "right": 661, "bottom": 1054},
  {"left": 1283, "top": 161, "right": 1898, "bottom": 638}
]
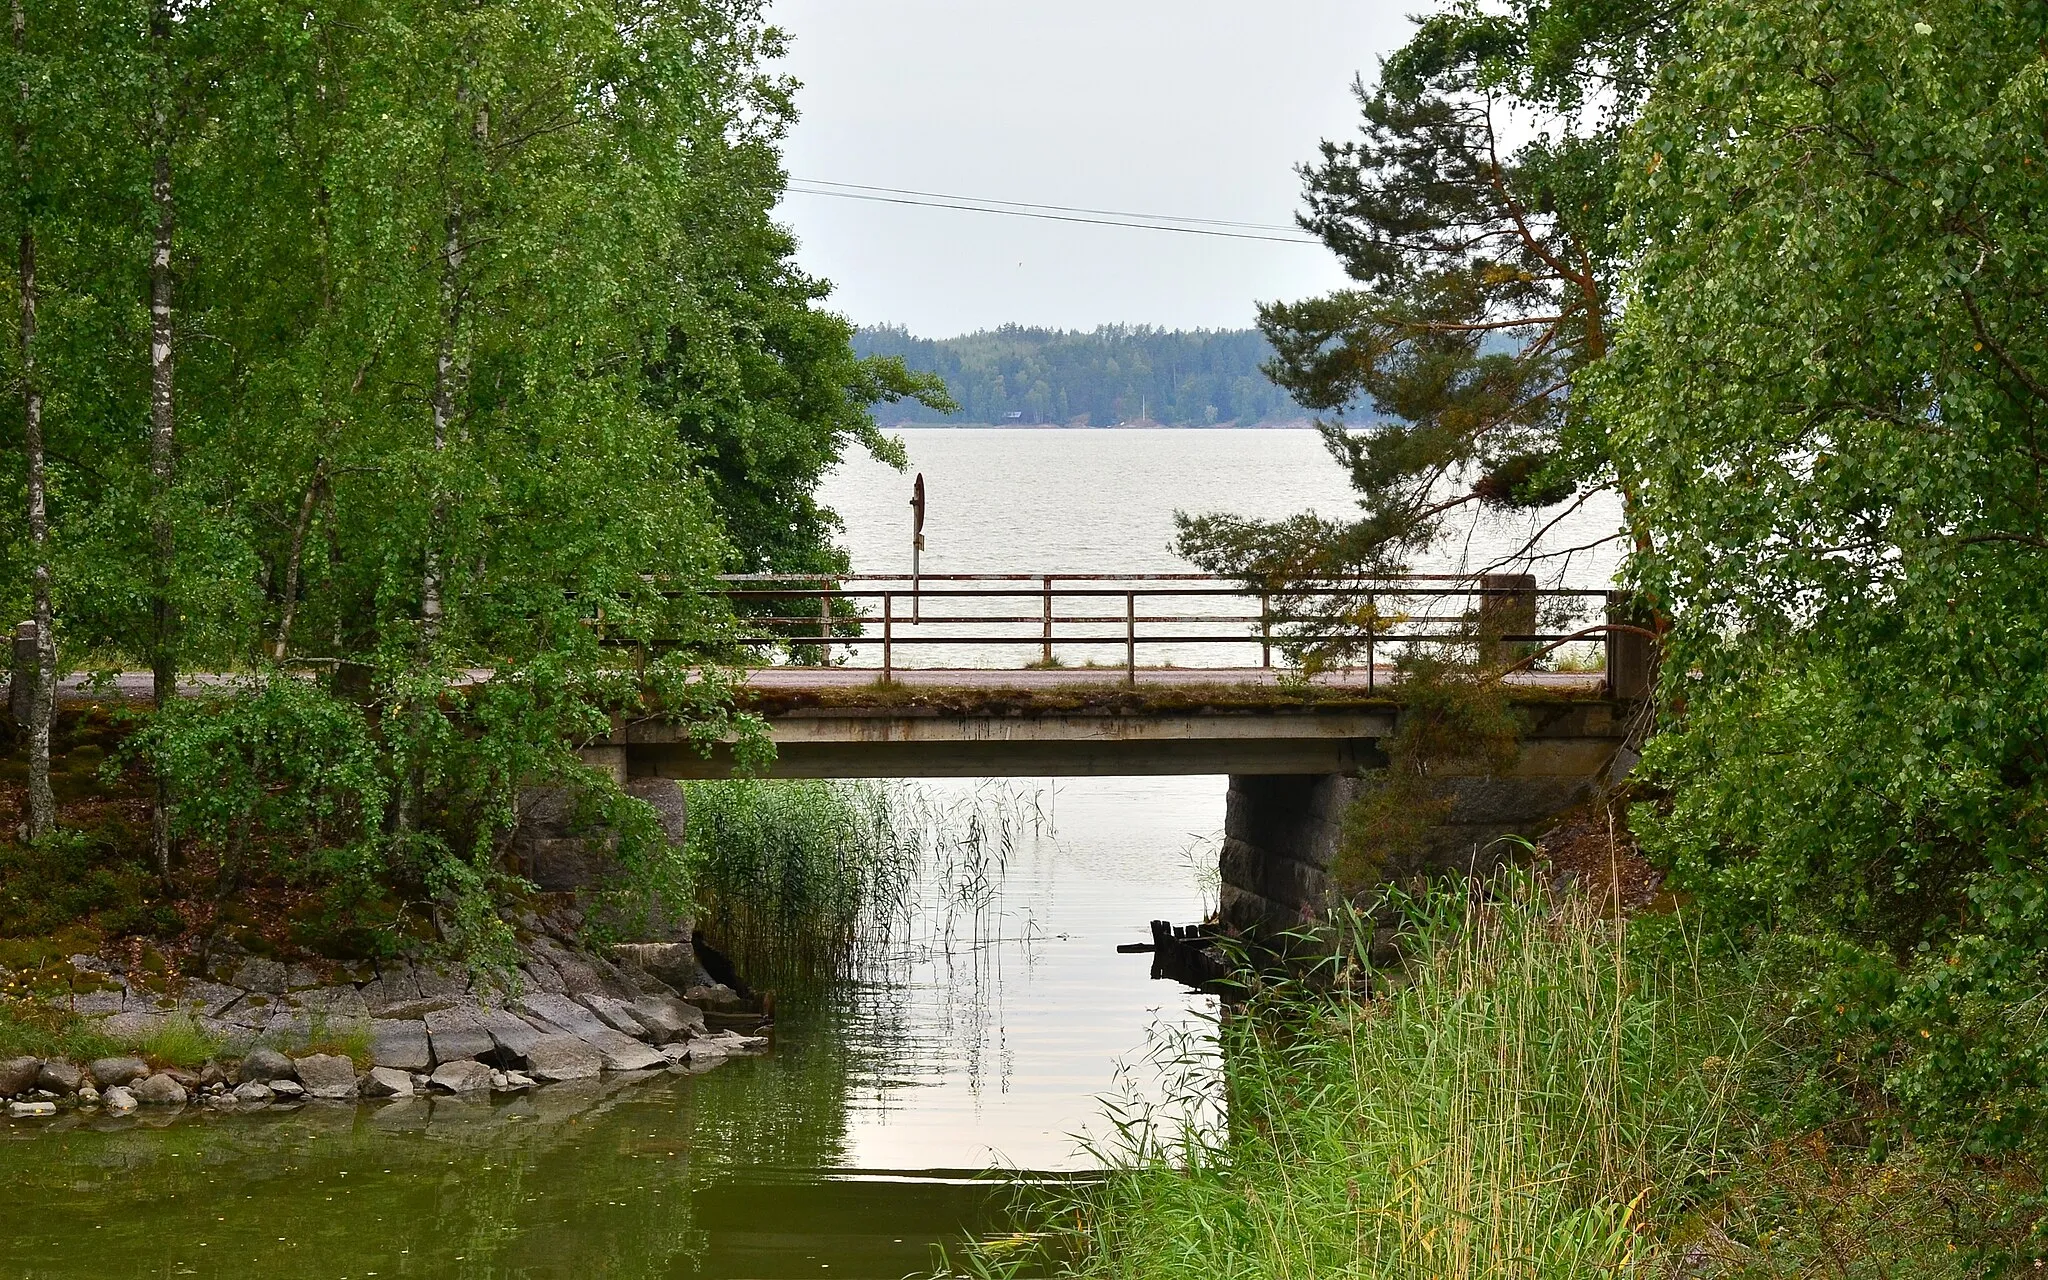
[
  {"left": 715, "top": 571, "right": 1493, "bottom": 583},
  {"left": 735, "top": 611, "right": 1550, "bottom": 627},
  {"left": 725, "top": 633, "right": 1596, "bottom": 646},
  {"left": 719, "top": 586, "right": 1609, "bottom": 600}
]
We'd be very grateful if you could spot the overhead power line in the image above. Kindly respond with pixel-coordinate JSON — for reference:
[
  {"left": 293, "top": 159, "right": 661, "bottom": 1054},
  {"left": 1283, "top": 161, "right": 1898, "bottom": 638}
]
[
  {"left": 794, "top": 178, "right": 1308, "bottom": 234},
  {"left": 784, "top": 179, "right": 1324, "bottom": 246}
]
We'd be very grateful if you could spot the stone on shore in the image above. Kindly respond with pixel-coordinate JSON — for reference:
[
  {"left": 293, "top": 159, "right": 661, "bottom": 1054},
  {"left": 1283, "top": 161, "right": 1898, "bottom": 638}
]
[
  {"left": 684, "top": 982, "right": 744, "bottom": 1012},
  {"left": 9, "top": 1099, "right": 58, "bottom": 1117},
  {"left": 1, "top": 1056, "right": 42, "bottom": 1096},
  {"left": 88, "top": 1057, "right": 149, "bottom": 1089},
  {"left": 269, "top": 1079, "right": 306, "bottom": 1100},
  {"left": 32, "top": 1060, "right": 80, "bottom": 1094},
  {"left": 292, "top": 1054, "right": 360, "bottom": 1100},
  {"left": 362, "top": 1067, "right": 414, "bottom": 1099},
  {"left": 611, "top": 942, "right": 702, "bottom": 991},
  {"left": 369, "top": 1019, "right": 433, "bottom": 1072},
  {"left": 513, "top": 992, "right": 665, "bottom": 1072},
  {"left": 424, "top": 1005, "right": 495, "bottom": 1065},
  {"left": 132, "top": 1074, "right": 188, "bottom": 1107},
  {"left": 232, "top": 1081, "right": 275, "bottom": 1105},
  {"left": 474, "top": 1007, "right": 544, "bottom": 1060},
  {"left": 103, "top": 1086, "right": 138, "bottom": 1113},
  {"left": 574, "top": 993, "right": 650, "bottom": 1039},
  {"left": 628, "top": 996, "right": 705, "bottom": 1045},
  {"left": 198, "top": 1060, "right": 230, "bottom": 1090},
  {"left": 519, "top": 1034, "right": 602, "bottom": 1083},
  {"left": 428, "top": 1060, "right": 493, "bottom": 1093},
  {"left": 239, "top": 1047, "right": 297, "bottom": 1084}
]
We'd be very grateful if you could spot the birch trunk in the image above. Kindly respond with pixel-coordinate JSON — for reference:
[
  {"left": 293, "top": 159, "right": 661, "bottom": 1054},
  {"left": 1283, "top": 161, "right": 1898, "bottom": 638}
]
[
  {"left": 14, "top": 0, "right": 54, "bottom": 840},
  {"left": 147, "top": 0, "right": 176, "bottom": 878}
]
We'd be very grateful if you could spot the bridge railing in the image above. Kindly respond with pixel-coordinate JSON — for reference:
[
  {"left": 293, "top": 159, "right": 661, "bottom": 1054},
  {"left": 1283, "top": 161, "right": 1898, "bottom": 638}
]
[{"left": 715, "top": 573, "right": 1635, "bottom": 689}]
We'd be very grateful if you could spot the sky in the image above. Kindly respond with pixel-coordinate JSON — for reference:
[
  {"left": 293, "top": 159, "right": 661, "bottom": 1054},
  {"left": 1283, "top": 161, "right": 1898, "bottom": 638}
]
[{"left": 769, "top": 0, "right": 1414, "bottom": 339}]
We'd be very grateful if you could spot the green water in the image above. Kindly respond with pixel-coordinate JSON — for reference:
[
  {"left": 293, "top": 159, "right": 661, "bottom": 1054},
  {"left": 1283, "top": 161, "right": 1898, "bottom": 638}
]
[{"left": 0, "top": 778, "right": 1221, "bottom": 1279}]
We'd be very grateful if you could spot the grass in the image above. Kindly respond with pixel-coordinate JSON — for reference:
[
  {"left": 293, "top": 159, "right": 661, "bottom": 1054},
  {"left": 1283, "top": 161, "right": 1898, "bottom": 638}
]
[{"left": 986, "top": 879, "right": 1760, "bottom": 1279}]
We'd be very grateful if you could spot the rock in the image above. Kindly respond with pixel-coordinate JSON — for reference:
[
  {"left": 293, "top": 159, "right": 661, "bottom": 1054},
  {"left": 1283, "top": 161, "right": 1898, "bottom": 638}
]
[
  {"left": 102, "top": 1086, "right": 138, "bottom": 1113},
  {"left": 161, "top": 1067, "right": 200, "bottom": 1089},
  {"left": 68, "top": 989, "right": 127, "bottom": 1016},
  {"left": 574, "top": 993, "right": 650, "bottom": 1039},
  {"left": 362, "top": 1067, "right": 414, "bottom": 1099},
  {"left": 269, "top": 1079, "right": 306, "bottom": 1099},
  {"left": 356, "top": 966, "right": 425, "bottom": 1014},
  {"left": 229, "top": 958, "right": 288, "bottom": 994},
  {"left": 413, "top": 964, "right": 470, "bottom": 1002},
  {"left": 683, "top": 983, "right": 745, "bottom": 1013},
  {"left": 172, "top": 981, "right": 247, "bottom": 1019},
  {"left": 9, "top": 1100, "right": 58, "bottom": 1117},
  {"left": 488, "top": 1070, "right": 509, "bottom": 1090},
  {"left": 291, "top": 1054, "right": 360, "bottom": 1100},
  {"left": 35, "top": 1061, "right": 81, "bottom": 1094},
  {"left": 679, "top": 1039, "right": 728, "bottom": 1065},
  {"left": 628, "top": 996, "right": 705, "bottom": 1045},
  {"left": 610, "top": 941, "right": 700, "bottom": 989},
  {"left": 131, "top": 1074, "right": 188, "bottom": 1106},
  {"left": 501, "top": 1071, "right": 535, "bottom": 1090},
  {"left": 231, "top": 1081, "right": 275, "bottom": 1105},
  {"left": 198, "top": 1060, "right": 230, "bottom": 1090},
  {"left": 369, "top": 1019, "right": 433, "bottom": 1072},
  {"left": 293, "top": 985, "right": 371, "bottom": 1030},
  {"left": 0, "top": 1056, "right": 41, "bottom": 1096},
  {"left": 99, "top": 1010, "right": 167, "bottom": 1043},
  {"left": 513, "top": 992, "right": 665, "bottom": 1072},
  {"left": 475, "top": 1007, "right": 546, "bottom": 1061},
  {"left": 519, "top": 1034, "right": 602, "bottom": 1083},
  {"left": 424, "top": 1005, "right": 495, "bottom": 1065},
  {"left": 428, "top": 1060, "right": 493, "bottom": 1093},
  {"left": 517, "top": 963, "right": 567, "bottom": 995},
  {"left": 707, "top": 1030, "right": 770, "bottom": 1054},
  {"left": 87, "top": 1057, "right": 149, "bottom": 1089},
  {"left": 283, "top": 964, "right": 324, "bottom": 991},
  {"left": 239, "top": 1047, "right": 297, "bottom": 1084},
  {"left": 409, "top": 1072, "right": 430, "bottom": 1090},
  {"left": 77, "top": 1086, "right": 100, "bottom": 1106}
]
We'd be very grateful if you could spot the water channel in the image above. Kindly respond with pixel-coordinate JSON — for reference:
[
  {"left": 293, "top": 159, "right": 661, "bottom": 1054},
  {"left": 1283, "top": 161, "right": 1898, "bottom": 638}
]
[{"left": 1, "top": 430, "right": 1620, "bottom": 1277}]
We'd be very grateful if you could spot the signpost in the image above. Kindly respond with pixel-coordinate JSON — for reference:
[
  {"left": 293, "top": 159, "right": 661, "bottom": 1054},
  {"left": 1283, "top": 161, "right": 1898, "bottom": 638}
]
[{"left": 910, "top": 473, "right": 926, "bottom": 622}]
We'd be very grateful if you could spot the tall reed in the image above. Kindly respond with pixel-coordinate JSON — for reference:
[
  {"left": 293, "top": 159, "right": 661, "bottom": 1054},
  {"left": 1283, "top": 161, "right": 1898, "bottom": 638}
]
[{"left": 1030, "top": 879, "right": 1757, "bottom": 1278}]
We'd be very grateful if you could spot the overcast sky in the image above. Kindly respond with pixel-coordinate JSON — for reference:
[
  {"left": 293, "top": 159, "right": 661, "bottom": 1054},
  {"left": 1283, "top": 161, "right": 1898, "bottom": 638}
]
[{"left": 769, "top": 1, "right": 1414, "bottom": 338}]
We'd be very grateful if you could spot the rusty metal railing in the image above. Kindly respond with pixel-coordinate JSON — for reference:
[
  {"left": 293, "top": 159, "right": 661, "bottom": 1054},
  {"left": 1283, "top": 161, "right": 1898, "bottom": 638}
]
[{"left": 715, "top": 573, "right": 1641, "bottom": 691}]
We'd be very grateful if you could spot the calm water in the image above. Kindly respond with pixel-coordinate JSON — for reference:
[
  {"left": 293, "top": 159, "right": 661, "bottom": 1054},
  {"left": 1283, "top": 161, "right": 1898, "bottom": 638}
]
[{"left": 2, "top": 430, "right": 1616, "bottom": 1277}]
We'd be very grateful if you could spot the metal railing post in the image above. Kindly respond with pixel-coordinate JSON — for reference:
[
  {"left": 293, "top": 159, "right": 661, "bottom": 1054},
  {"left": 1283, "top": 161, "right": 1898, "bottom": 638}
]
[
  {"left": 1125, "top": 590, "right": 1136, "bottom": 684},
  {"left": 1042, "top": 574, "right": 1053, "bottom": 666},
  {"left": 1366, "top": 590, "right": 1377, "bottom": 693},
  {"left": 1260, "top": 591, "right": 1271, "bottom": 669},
  {"left": 882, "top": 591, "right": 893, "bottom": 682},
  {"left": 819, "top": 590, "right": 831, "bottom": 665}
]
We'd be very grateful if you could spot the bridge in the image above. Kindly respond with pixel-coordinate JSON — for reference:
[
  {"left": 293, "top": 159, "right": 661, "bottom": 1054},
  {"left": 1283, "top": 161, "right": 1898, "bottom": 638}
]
[{"left": 577, "top": 572, "right": 1652, "bottom": 933}]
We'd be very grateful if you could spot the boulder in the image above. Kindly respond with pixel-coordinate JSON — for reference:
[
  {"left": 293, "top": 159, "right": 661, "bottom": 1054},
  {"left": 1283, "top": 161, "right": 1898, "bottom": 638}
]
[
  {"left": 369, "top": 1019, "right": 433, "bottom": 1072},
  {"left": 229, "top": 957, "right": 288, "bottom": 994},
  {"left": 231, "top": 1081, "right": 275, "bottom": 1105},
  {"left": 610, "top": 941, "right": 701, "bottom": 991},
  {"left": 35, "top": 1061, "right": 82, "bottom": 1094},
  {"left": 707, "top": 1030, "right": 770, "bottom": 1054},
  {"left": 292, "top": 1054, "right": 360, "bottom": 1100},
  {"left": 513, "top": 992, "right": 665, "bottom": 1072},
  {"left": 517, "top": 962, "right": 567, "bottom": 995},
  {"left": 474, "top": 1007, "right": 546, "bottom": 1062},
  {"left": 574, "top": 994, "right": 650, "bottom": 1040},
  {"left": 355, "top": 966, "right": 422, "bottom": 1014},
  {"left": 424, "top": 1005, "right": 495, "bottom": 1065},
  {"left": 9, "top": 1100, "right": 58, "bottom": 1118},
  {"left": 362, "top": 1067, "right": 414, "bottom": 1099},
  {"left": 283, "top": 964, "right": 325, "bottom": 992},
  {"left": 238, "top": 1047, "right": 297, "bottom": 1084},
  {"left": 99, "top": 1010, "right": 167, "bottom": 1043},
  {"left": 131, "top": 1074, "right": 188, "bottom": 1107},
  {"left": 269, "top": 1079, "right": 306, "bottom": 1100},
  {"left": 0, "top": 1056, "right": 42, "bottom": 1096},
  {"left": 88, "top": 1057, "right": 149, "bottom": 1089},
  {"left": 428, "top": 1060, "right": 494, "bottom": 1094},
  {"left": 198, "top": 1060, "right": 230, "bottom": 1090},
  {"left": 102, "top": 1086, "right": 138, "bottom": 1113},
  {"left": 501, "top": 1071, "right": 535, "bottom": 1090},
  {"left": 628, "top": 996, "right": 705, "bottom": 1045},
  {"left": 412, "top": 964, "right": 470, "bottom": 1002},
  {"left": 171, "top": 981, "right": 246, "bottom": 1019},
  {"left": 519, "top": 1034, "right": 602, "bottom": 1083},
  {"left": 684, "top": 983, "right": 745, "bottom": 1013}
]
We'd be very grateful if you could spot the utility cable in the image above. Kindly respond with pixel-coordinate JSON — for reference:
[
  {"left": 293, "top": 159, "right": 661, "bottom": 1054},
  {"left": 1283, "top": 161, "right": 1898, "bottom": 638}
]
[
  {"left": 784, "top": 181, "right": 1323, "bottom": 245},
  {"left": 792, "top": 177, "right": 1309, "bottom": 234}
]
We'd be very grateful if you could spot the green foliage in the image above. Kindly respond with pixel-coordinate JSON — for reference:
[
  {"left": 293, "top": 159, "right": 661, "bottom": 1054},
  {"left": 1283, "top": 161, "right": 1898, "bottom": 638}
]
[
  {"left": 1016, "top": 882, "right": 1756, "bottom": 1278},
  {"left": 853, "top": 324, "right": 1300, "bottom": 427},
  {"left": 1176, "top": 0, "right": 1676, "bottom": 585},
  {"left": 1595, "top": 0, "right": 2048, "bottom": 1150}
]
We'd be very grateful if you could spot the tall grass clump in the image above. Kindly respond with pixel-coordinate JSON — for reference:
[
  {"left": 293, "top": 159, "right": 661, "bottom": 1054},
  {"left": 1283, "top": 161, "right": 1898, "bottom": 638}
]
[
  {"left": 684, "top": 779, "right": 912, "bottom": 983},
  {"left": 1038, "top": 878, "right": 1758, "bottom": 1279}
]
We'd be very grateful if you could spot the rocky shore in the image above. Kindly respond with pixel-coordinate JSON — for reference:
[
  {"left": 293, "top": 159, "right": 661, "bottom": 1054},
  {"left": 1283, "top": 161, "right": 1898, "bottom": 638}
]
[{"left": 3, "top": 909, "right": 768, "bottom": 1120}]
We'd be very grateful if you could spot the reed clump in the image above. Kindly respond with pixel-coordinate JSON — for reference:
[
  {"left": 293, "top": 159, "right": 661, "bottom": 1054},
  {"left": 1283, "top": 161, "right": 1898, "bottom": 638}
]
[{"left": 1040, "top": 879, "right": 1756, "bottom": 1278}]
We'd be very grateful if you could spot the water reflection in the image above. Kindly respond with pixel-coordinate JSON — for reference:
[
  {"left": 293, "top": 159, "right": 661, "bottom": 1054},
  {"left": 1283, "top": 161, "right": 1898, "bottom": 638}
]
[{"left": 0, "top": 777, "right": 1221, "bottom": 1277}]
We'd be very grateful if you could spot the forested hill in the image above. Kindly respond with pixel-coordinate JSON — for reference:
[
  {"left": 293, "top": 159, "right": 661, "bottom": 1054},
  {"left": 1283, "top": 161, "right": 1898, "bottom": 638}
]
[{"left": 853, "top": 325, "right": 1309, "bottom": 426}]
